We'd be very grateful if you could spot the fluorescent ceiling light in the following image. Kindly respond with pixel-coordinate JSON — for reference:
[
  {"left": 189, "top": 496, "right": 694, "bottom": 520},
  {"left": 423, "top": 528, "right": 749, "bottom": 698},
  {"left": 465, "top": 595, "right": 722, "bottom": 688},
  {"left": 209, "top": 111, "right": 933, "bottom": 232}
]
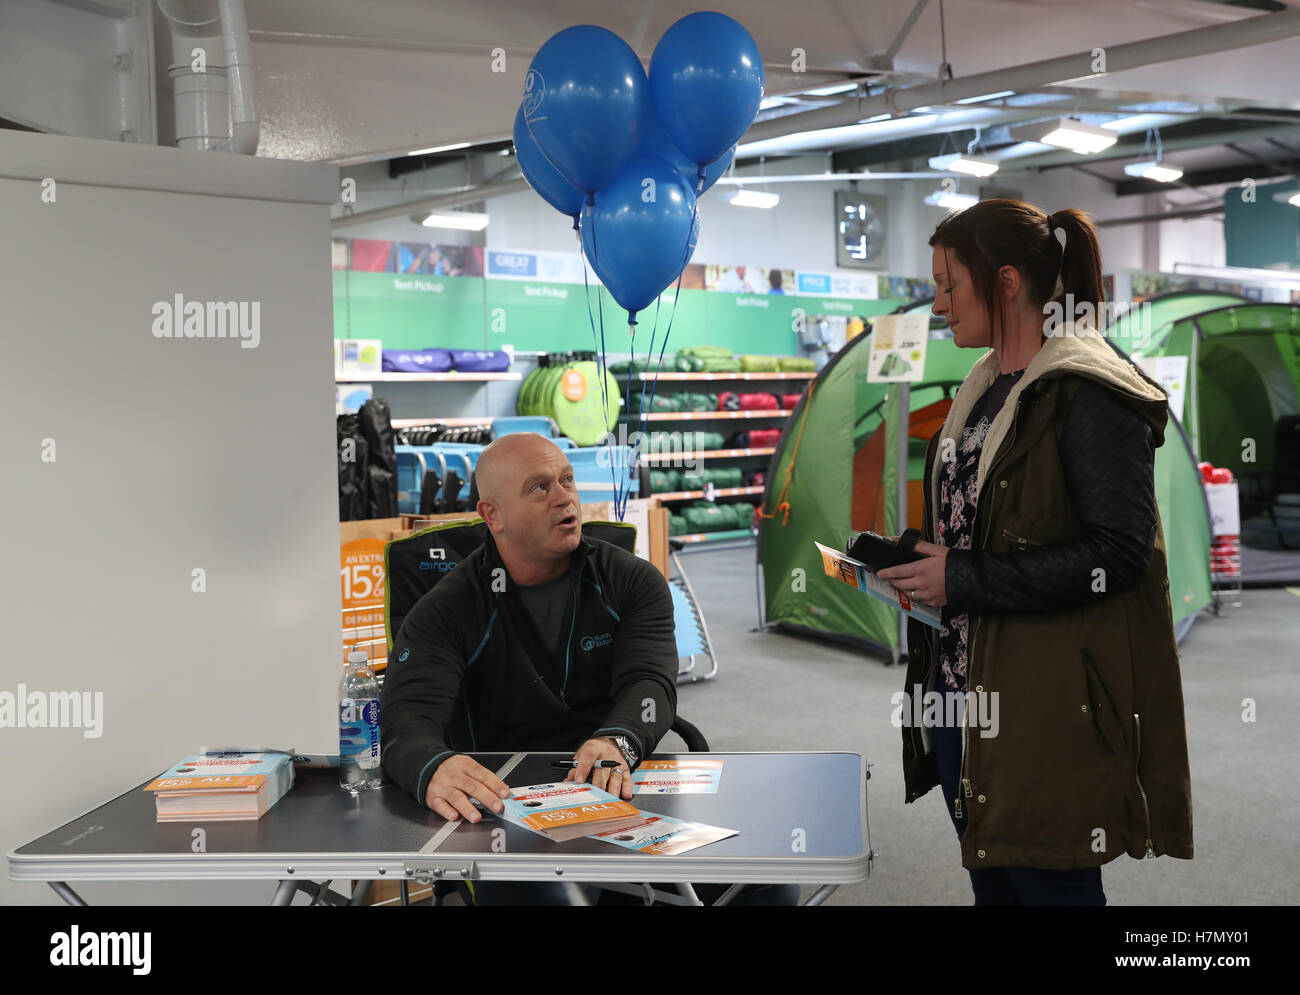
[
  {"left": 1123, "top": 161, "right": 1183, "bottom": 183},
  {"left": 928, "top": 153, "right": 999, "bottom": 177},
  {"left": 804, "top": 82, "right": 861, "bottom": 97},
  {"left": 955, "top": 90, "right": 1016, "bottom": 105},
  {"left": 409, "top": 141, "right": 470, "bottom": 156},
  {"left": 924, "top": 190, "right": 978, "bottom": 210},
  {"left": 1289, "top": 193, "right": 1300, "bottom": 208},
  {"left": 1011, "top": 118, "right": 1117, "bottom": 154},
  {"left": 730, "top": 188, "right": 780, "bottom": 208},
  {"left": 421, "top": 210, "right": 489, "bottom": 230}
]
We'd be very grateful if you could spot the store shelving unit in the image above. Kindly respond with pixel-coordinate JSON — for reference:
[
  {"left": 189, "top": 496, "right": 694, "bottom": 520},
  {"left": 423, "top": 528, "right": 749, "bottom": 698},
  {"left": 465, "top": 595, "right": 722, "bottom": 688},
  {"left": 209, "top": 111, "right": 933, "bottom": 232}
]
[
  {"left": 642, "top": 447, "right": 776, "bottom": 462},
  {"left": 620, "top": 369, "right": 811, "bottom": 548},
  {"left": 632, "top": 410, "right": 791, "bottom": 421},
  {"left": 336, "top": 372, "right": 522, "bottom": 383},
  {"left": 628, "top": 371, "right": 815, "bottom": 382}
]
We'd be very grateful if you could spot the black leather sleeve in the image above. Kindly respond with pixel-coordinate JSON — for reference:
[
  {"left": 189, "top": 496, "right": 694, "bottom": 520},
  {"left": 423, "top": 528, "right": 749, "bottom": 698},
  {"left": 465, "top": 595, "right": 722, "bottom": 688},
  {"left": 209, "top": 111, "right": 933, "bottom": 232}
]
[{"left": 944, "top": 379, "right": 1158, "bottom": 613}]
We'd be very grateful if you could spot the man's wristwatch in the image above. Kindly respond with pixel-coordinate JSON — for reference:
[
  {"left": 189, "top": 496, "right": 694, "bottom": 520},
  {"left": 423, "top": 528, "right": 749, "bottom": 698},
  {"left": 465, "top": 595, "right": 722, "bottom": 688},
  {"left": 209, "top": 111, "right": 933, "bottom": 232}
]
[{"left": 611, "top": 735, "right": 639, "bottom": 769}]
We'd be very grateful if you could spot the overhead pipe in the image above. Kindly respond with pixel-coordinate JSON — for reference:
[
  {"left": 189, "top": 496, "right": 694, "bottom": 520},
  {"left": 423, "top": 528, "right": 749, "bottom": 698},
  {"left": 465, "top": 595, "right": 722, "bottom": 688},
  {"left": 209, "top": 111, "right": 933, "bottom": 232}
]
[
  {"left": 158, "top": 0, "right": 259, "bottom": 155},
  {"left": 218, "top": 0, "right": 259, "bottom": 155},
  {"left": 743, "top": 9, "right": 1300, "bottom": 145}
]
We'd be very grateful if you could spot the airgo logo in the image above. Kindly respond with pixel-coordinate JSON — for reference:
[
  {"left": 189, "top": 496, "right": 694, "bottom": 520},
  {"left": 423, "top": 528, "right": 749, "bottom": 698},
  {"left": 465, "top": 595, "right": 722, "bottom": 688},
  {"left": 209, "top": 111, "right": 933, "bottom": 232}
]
[
  {"left": 580, "top": 632, "right": 613, "bottom": 652},
  {"left": 419, "top": 561, "right": 456, "bottom": 572}
]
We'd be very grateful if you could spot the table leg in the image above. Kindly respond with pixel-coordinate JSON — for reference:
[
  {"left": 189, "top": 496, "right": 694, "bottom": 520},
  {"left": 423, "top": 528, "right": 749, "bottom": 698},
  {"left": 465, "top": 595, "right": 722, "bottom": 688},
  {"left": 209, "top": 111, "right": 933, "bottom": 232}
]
[
  {"left": 673, "top": 882, "right": 704, "bottom": 907},
  {"left": 560, "top": 882, "right": 591, "bottom": 906},
  {"left": 399, "top": 880, "right": 410, "bottom": 906},
  {"left": 709, "top": 883, "right": 745, "bottom": 907},
  {"left": 348, "top": 880, "right": 373, "bottom": 906},
  {"left": 49, "top": 881, "right": 87, "bottom": 906},
  {"left": 802, "top": 884, "right": 839, "bottom": 906},
  {"left": 271, "top": 880, "right": 297, "bottom": 906}
]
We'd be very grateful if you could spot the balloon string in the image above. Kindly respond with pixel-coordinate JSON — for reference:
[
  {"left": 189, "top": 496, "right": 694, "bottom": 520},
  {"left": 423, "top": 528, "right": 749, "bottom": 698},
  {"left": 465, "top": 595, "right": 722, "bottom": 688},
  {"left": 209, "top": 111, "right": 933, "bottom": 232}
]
[
  {"left": 578, "top": 223, "right": 619, "bottom": 517},
  {"left": 642, "top": 192, "right": 700, "bottom": 471},
  {"left": 587, "top": 207, "right": 624, "bottom": 521}
]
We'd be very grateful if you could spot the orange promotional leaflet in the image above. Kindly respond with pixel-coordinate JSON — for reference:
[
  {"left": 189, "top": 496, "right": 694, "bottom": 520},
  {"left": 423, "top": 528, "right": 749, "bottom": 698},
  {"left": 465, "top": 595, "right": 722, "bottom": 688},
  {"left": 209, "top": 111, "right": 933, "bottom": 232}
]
[
  {"left": 814, "top": 540, "right": 941, "bottom": 628},
  {"left": 592, "top": 814, "right": 738, "bottom": 855},
  {"left": 632, "top": 758, "right": 723, "bottom": 795},
  {"left": 499, "top": 783, "right": 644, "bottom": 842}
]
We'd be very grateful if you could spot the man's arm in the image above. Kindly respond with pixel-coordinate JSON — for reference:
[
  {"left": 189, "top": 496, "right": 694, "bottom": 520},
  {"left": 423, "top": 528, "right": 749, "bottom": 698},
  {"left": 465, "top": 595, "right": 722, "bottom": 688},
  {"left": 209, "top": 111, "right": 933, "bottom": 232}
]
[
  {"left": 590, "top": 557, "right": 679, "bottom": 764},
  {"left": 944, "top": 378, "right": 1159, "bottom": 613},
  {"left": 379, "top": 592, "right": 470, "bottom": 803}
]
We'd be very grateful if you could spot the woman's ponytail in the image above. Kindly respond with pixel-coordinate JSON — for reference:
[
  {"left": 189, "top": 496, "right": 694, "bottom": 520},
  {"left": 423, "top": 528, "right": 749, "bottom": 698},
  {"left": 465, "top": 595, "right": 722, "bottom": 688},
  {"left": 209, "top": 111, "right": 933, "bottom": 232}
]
[{"left": 1049, "top": 208, "right": 1105, "bottom": 330}]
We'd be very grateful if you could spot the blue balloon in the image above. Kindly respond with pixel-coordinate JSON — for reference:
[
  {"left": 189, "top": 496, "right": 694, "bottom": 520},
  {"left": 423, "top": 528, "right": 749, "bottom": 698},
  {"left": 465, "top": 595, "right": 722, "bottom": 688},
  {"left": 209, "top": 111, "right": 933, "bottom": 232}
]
[
  {"left": 580, "top": 154, "right": 699, "bottom": 323},
  {"left": 649, "top": 12, "right": 764, "bottom": 169},
  {"left": 636, "top": 107, "right": 735, "bottom": 194},
  {"left": 513, "top": 105, "right": 584, "bottom": 228},
  {"left": 523, "top": 25, "right": 650, "bottom": 197}
]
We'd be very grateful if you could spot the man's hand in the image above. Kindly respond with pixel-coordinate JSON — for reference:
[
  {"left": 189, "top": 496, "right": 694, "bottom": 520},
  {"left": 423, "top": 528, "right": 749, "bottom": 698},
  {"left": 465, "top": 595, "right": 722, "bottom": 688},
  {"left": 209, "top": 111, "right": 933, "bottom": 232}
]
[
  {"left": 424, "top": 754, "right": 511, "bottom": 822},
  {"left": 877, "top": 539, "right": 949, "bottom": 608},
  {"left": 564, "top": 738, "right": 633, "bottom": 800}
]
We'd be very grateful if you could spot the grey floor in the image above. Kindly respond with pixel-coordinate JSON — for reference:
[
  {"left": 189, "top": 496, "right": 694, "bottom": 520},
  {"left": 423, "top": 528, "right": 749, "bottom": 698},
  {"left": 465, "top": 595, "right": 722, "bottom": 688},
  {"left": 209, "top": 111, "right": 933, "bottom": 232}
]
[{"left": 665, "top": 543, "right": 1300, "bottom": 906}]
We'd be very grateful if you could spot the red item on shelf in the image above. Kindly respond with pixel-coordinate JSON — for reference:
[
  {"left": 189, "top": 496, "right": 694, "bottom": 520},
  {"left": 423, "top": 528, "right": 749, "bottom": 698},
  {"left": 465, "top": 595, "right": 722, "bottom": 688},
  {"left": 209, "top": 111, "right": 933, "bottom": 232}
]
[
  {"left": 1210, "top": 467, "right": 1234, "bottom": 484},
  {"left": 719, "top": 391, "right": 780, "bottom": 411},
  {"left": 780, "top": 393, "right": 802, "bottom": 409},
  {"left": 1198, "top": 461, "right": 1215, "bottom": 482}
]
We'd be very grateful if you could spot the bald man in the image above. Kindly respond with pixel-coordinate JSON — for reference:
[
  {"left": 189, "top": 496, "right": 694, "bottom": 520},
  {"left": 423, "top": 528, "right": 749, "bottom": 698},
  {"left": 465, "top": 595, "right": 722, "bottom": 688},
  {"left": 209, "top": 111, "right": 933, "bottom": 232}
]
[{"left": 380, "top": 433, "right": 679, "bottom": 831}]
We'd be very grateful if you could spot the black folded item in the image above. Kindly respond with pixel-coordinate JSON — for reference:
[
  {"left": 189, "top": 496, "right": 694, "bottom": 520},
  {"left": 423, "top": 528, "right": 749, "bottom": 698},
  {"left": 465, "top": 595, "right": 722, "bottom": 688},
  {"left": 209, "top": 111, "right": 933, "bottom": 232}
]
[
  {"left": 356, "top": 398, "right": 398, "bottom": 519},
  {"left": 846, "top": 529, "right": 924, "bottom": 571}
]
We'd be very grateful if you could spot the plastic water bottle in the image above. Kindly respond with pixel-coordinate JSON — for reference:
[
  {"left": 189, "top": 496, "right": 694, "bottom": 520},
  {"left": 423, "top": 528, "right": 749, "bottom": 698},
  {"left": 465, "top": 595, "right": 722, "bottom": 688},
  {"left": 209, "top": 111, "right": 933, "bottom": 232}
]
[{"left": 339, "top": 649, "right": 382, "bottom": 793}]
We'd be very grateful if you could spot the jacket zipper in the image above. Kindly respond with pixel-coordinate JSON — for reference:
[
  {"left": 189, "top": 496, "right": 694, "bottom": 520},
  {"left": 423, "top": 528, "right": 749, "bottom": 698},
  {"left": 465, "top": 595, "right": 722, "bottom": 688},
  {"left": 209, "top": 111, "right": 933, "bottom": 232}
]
[
  {"left": 1000, "top": 527, "right": 1042, "bottom": 549},
  {"left": 1133, "top": 713, "right": 1155, "bottom": 858},
  {"left": 559, "top": 590, "right": 578, "bottom": 705},
  {"left": 957, "top": 399, "right": 1022, "bottom": 821}
]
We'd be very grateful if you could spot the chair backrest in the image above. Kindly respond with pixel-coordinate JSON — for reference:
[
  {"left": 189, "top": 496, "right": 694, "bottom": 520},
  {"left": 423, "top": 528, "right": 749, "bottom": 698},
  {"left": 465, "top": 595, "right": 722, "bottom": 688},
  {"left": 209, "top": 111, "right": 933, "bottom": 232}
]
[{"left": 384, "top": 517, "right": 637, "bottom": 648}]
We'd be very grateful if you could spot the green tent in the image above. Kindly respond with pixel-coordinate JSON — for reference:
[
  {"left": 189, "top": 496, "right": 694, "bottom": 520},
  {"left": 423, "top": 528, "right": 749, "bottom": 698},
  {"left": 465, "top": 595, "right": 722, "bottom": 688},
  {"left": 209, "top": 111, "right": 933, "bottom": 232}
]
[
  {"left": 1107, "top": 289, "right": 1247, "bottom": 357},
  {"left": 1131, "top": 300, "right": 1300, "bottom": 570},
  {"left": 758, "top": 299, "right": 1214, "bottom": 660}
]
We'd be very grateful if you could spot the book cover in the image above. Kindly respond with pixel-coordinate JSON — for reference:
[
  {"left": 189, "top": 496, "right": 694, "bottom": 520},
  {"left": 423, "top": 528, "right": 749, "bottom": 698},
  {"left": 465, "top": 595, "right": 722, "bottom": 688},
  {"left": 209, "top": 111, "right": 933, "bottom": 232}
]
[
  {"left": 499, "top": 783, "right": 643, "bottom": 842},
  {"left": 144, "top": 753, "right": 292, "bottom": 793},
  {"left": 592, "top": 813, "right": 738, "bottom": 855},
  {"left": 631, "top": 759, "right": 724, "bottom": 795}
]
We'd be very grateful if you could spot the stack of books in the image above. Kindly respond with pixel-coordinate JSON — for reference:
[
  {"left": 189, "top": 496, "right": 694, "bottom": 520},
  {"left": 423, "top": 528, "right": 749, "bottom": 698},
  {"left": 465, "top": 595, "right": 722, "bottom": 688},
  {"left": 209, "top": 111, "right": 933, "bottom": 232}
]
[{"left": 144, "top": 752, "right": 294, "bottom": 822}]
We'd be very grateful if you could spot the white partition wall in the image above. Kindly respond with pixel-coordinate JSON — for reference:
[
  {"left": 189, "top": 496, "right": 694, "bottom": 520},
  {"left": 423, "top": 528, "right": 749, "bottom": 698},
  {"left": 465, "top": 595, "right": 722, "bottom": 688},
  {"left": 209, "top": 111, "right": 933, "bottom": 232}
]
[{"left": 0, "top": 130, "right": 340, "bottom": 905}]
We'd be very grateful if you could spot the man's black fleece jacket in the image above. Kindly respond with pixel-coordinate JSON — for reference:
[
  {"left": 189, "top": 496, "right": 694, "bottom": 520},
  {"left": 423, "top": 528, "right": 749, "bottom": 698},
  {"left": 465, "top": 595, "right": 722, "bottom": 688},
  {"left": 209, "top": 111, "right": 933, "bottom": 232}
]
[{"left": 379, "top": 530, "right": 679, "bottom": 804}]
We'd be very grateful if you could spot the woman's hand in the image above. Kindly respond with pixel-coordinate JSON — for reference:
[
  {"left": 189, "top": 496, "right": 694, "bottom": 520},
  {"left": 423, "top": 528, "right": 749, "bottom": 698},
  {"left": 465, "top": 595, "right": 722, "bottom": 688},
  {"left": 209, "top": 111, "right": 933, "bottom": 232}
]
[{"left": 877, "top": 540, "right": 949, "bottom": 608}]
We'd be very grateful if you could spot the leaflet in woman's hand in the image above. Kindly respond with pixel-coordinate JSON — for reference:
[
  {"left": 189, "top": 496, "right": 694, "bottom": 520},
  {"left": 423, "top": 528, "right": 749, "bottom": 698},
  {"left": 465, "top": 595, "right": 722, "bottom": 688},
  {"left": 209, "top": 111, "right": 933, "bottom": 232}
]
[{"left": 815, "top": 541, "right": 940, "bottom": 627}]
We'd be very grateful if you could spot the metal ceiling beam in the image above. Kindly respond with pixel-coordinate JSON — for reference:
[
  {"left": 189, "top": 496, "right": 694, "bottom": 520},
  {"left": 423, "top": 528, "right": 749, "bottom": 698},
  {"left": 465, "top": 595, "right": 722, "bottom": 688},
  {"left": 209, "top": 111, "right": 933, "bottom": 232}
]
[
  {"left": 331, "top": 175, "right": 529, "bottom": 229},
  {"left": 1115, "top": 160, "right": 1295, "bottom": 196},
  {"left": 996, "top": 123, "right": 1300, "bottom": 171},
  {"left": 742, "top": 8, "right": 1300, "bottom": 145},
  {"left": 1097, "top": 206, "right": 1224, "bottom": 228}
]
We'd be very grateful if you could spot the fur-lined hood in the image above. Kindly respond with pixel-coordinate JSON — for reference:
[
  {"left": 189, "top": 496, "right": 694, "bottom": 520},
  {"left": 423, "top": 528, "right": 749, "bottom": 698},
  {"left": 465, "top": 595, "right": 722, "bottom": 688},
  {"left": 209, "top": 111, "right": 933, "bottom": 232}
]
[{"left": 931, "top": 320, "right": 1170, "bottom": 517}]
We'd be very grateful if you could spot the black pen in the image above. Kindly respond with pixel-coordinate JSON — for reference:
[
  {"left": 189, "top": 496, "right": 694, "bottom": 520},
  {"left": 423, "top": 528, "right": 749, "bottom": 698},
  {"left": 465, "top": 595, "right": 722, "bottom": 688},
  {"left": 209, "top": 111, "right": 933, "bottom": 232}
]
[{"left": 550, "top": 760, "right": 622, "bottom": 770}]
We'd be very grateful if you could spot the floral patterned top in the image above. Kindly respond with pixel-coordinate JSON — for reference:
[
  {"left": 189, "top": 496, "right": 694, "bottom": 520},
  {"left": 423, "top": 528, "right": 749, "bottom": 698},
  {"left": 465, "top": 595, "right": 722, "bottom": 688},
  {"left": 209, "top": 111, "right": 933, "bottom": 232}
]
[{"left": 936, "top": 369, "right": 1025, "bottom": 692}]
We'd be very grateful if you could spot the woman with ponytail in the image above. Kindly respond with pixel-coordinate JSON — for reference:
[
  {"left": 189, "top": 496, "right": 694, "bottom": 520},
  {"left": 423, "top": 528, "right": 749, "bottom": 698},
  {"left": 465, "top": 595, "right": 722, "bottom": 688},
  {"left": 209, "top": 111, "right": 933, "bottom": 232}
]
[{"left": 877, "top": 199, "right": 1193, "bottom": 905}]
